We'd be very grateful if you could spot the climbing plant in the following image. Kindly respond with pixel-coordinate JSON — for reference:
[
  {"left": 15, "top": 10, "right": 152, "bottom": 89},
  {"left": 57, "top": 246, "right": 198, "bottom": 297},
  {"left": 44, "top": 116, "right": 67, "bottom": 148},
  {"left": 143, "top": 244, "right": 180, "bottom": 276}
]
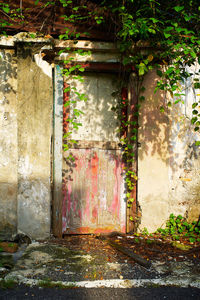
[
  {"left": 0, "top": 0, "right": 200, "bottom": 226},
  {"left": 156, "top": 214, "right": 200, "bottom": 243},
  {"left": 95, "top": 0, "right": 200, "bottom": 221}
]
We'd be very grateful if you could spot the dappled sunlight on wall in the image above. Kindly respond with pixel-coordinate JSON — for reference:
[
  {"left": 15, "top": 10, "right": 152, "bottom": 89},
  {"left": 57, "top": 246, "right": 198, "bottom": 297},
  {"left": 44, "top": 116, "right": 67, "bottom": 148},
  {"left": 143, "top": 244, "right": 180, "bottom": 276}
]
[{"left": 138, "top": 70, "right": 170, "bottom": 165}]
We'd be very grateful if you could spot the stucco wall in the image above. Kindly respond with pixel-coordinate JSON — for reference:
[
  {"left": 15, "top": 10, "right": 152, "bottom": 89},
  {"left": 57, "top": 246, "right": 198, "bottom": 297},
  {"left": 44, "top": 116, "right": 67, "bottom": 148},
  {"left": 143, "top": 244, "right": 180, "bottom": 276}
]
[
  {"left": 17, "top": 46, "right": 52, "bottom": 239},
  {"left": 138, "top": 68, "right": 200, "bottom": 232},
  {"left": 137, "top": 70, "right": 171, "bottom": 232},
  {"left": 168, "top": 64, "right": 200, "bottom": 223},
  {"left": 0, "top": 36, "right": 199, "bottom": 238},
  {"left": 0, "top": 44, "right": 53, "bottom": 240},
  {"left": 0, "top": 49, "right": 18, "bottom": 239}
]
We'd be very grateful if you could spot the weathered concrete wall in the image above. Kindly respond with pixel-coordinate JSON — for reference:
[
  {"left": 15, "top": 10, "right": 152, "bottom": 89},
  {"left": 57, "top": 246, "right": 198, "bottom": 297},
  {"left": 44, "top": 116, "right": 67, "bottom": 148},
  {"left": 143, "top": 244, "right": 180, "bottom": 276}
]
[
  {"left": 168, "top": 64, "right": 200, "bottom": 222},
  {"left": 0, "top": 36, "right": 199, "bottom": 238},
  {"left": 137, "top": 70, "right": 170, "bottom": 232},
  {"left": 138, "top": 68, "right": 200, "bottom": 232},
  {"left": 17, "top": 46, "right": 52, "bottom": 239},
  {"left": 0, "top": 49, "right": 18, "bottom": 239}
]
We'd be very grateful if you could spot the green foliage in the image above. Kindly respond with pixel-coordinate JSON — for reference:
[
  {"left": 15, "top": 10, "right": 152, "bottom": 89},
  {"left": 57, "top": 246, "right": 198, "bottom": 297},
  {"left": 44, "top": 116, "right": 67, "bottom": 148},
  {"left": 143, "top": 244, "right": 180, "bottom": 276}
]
[
  {"left": 57, "top": 0, "right": 91, "bottom": 158},
  {"left": 156, "top": 214, "right": 200, "bottom": 243},
  {"left": 0, "top": 3, "right": 10, "bottom": 14},
  {"left": 171, "top": 241, "right": 192, "bottom": 251},
  {"left": 99, "top": 1, "right": 200, "bottom": 216},
  {"left": 141, "top": 227, "right": 149, "bottom": 236},
  {"left": 0, "top": 279, "right": 17, "bottom": 290},
  {"left": 0, "top": 0, "right": 199, "bottom": 225},
  {"left": 146, "top": 239, "right": 153, "bottom": 245},
  {"left": 101, "top": 0, "right": 200, "bottom": 140},
  {"left": 38, "top": 279, "right": 75, "bottom": 289}
]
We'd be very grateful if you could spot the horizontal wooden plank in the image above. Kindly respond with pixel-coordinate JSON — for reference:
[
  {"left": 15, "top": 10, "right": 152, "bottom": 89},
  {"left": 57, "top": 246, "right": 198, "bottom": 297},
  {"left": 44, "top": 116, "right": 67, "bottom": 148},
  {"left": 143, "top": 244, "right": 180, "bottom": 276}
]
[
  {"left": 64, "top": 62, "right": 135, "bottom": 73},
  {"left": 55, "top": 40, "right": 118, "bottom": 52},
  {"left": 56, "top": 53, "right": 120, "bottom": 63},
  {"left": 63, "top": 140, "right": 122, "bottom": 150}
]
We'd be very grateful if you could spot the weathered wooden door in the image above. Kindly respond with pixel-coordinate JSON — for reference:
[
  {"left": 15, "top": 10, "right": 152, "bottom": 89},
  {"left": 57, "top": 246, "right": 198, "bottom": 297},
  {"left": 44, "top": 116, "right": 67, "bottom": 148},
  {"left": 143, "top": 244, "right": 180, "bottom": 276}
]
[{"left": 53, "top": 65, "right": 126, "bottom": 235}]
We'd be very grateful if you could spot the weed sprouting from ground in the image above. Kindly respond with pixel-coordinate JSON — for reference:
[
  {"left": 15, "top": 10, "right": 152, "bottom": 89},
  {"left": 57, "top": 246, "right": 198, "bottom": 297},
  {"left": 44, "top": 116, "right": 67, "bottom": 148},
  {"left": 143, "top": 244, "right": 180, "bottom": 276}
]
[
  {"left": 38, "top": 279, "right": 76, "bottom": 289},
  {"left": 0, "top": 279, "right": 17, "bottom": 290}
]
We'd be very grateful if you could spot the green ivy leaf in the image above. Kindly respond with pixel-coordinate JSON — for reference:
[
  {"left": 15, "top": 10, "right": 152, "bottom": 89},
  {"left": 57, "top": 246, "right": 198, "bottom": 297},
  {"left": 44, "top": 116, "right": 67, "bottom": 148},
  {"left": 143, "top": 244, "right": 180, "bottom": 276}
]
[
  {"left": 164, "top": 32, "right": 171, "bottom": 38},
  {"left": 192, "top": 110, "right": 198, "bottom": 115},
  {"left": 189, "top": 237, "right": 196, "bottom": 243},
  {"left": 157, "top": 70, "right": 162, "bottom": 77},
  {"left": 160, "top": 106, "right": 165, "bottom": 112},
  {"left": 2, "top": 6, "right": 10, "bottom": 13},
  {"left": 194, "top": 82, "right": 200, "bottom": 89},
  {"left": 191, "top": 52, "right": 197, "bottom": 58},
  {"left": 174, "top": 6, "right": 184, "bottom": 12},
  {"left": 138, "top": 62, "right": 146, "bottom": 76},
  {"left": 192, "top": 103, "right": 198, "bottom": 108},
  {"left": 29, "top": 33, "right": 36, "bottom": 38}
]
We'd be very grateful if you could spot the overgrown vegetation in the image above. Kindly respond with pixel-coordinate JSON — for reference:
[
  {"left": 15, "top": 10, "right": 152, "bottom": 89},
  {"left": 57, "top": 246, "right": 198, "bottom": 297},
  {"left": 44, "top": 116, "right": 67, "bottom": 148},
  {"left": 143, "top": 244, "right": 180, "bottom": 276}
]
[
  {"left": 0, "top": 279, "right": 17, "bottom": 290},
  {"left": 156, "top": 214, "right": 200, "bottom": 243},
  {"left": 0, "top": 0, "right": 199, "bottom": 225},
  {"left": 38, "top": 279, "right": 76, "bottom": 289}
]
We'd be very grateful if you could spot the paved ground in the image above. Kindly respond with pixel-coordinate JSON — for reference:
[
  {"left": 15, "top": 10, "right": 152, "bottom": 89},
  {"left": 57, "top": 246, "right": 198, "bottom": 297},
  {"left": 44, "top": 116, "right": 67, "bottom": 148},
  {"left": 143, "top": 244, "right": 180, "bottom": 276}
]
[
  {"left": 1, "top": 285, "right": 200, "bottom": 300},
  {"left": 0, "top": 236, "right": 200, "bottom": 298}
]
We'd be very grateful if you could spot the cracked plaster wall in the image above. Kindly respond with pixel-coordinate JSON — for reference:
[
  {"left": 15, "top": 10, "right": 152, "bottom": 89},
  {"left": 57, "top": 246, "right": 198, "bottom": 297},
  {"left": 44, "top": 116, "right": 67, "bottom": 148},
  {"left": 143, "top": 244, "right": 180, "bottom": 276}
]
[
  {"left": 0, "top": 49, "right": 18, "bottom": 239},
  {"left": 138, "top": 68, "right": 200, "bottom": 232},
  {"left": 0, "top": 45, "right": 53, "bottom": 240},
  {"left": 0, "top": 40, "right": 199, "bottom": 238},
  {"left": 17, "top": 46, "right": 52, "bottom": 239}
]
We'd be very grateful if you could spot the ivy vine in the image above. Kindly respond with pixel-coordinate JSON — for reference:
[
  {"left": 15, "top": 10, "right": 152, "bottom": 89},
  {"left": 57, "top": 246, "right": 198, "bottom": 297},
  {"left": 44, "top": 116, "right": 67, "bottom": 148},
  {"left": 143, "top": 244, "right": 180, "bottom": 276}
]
[{"left": 1, "top": 0, "right": 200, "bottom": 226}]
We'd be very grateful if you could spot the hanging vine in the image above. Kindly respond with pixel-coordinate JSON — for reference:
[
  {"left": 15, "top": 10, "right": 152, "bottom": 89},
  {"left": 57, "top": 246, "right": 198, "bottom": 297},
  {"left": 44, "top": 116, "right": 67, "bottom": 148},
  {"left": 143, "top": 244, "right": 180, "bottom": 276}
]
[{"left": 0, "top": 0, "right": 200, "bottom": 227}]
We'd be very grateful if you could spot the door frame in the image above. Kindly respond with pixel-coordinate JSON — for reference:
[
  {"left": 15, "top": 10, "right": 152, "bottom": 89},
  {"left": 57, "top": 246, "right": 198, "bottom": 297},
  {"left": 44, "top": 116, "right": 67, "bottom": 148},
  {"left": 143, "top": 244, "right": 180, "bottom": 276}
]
[
  {"left": 52, "top": 64, "right": 63, "bottom": 237},
  {"left": 52, "top": 63, "right": 138, "bottom": 237}
]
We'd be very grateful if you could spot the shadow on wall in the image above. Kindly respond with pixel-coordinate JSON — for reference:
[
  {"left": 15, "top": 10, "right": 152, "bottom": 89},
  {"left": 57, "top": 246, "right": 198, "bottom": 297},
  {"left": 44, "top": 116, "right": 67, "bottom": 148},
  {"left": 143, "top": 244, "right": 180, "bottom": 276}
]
[
  {"left": 138, "top": 70, "right": 200, "bottom": 174},
  {"left": 66, "top": 72, "right": 122, "bottom": 142},
  {"left": 0, "top": 178, "right": 51, "bottom": 241},
  {"left": 0, "top": 45, "right": 52, "bottom": 240},
  {"left": 0, "top": 183, "right": 17, "bottom": 240},
  {"left": 0, "top": 50, "right": 17, "bottom": 96},
  {"left": 0, "top": 50, "right": 18, "bottom": 240},
  {"left": 138, "top": 71, "right": 170, "bottom": 165}
]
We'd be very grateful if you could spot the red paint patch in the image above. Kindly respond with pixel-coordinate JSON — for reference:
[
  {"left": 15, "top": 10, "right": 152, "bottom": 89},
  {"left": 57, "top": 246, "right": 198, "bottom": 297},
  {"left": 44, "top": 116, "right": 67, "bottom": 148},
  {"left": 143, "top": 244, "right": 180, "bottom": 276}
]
[
  {"left": 92, "top": 207, "right": 98, "bottom": 219},
  {"left": 91, "top": 152, "right": 99, "bottom": 177},
  {"left": 84, "top": 191, "right": 90, "bottom": 219},
  {"left": 91, "top": 152, "right": 98, "bottom": 223},
  {"left": 67, "top": 184, "right": 72, "bottom": 215},
  {"left": 109, "top": 157, "right": 122, "bottom": 218},
  {"left": 62, "top": 187, "right": 67, "bottom": 232}
]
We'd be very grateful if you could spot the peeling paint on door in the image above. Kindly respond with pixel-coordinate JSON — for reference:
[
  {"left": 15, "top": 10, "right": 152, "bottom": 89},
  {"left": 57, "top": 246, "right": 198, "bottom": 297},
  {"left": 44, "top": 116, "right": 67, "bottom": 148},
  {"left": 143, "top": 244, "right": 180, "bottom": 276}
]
[
  {"left": 62, "top": 148, "right": 125, "bottom": 234},
  {"left": 61, "top": 72, "right": 126, "bottom": 234}
]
